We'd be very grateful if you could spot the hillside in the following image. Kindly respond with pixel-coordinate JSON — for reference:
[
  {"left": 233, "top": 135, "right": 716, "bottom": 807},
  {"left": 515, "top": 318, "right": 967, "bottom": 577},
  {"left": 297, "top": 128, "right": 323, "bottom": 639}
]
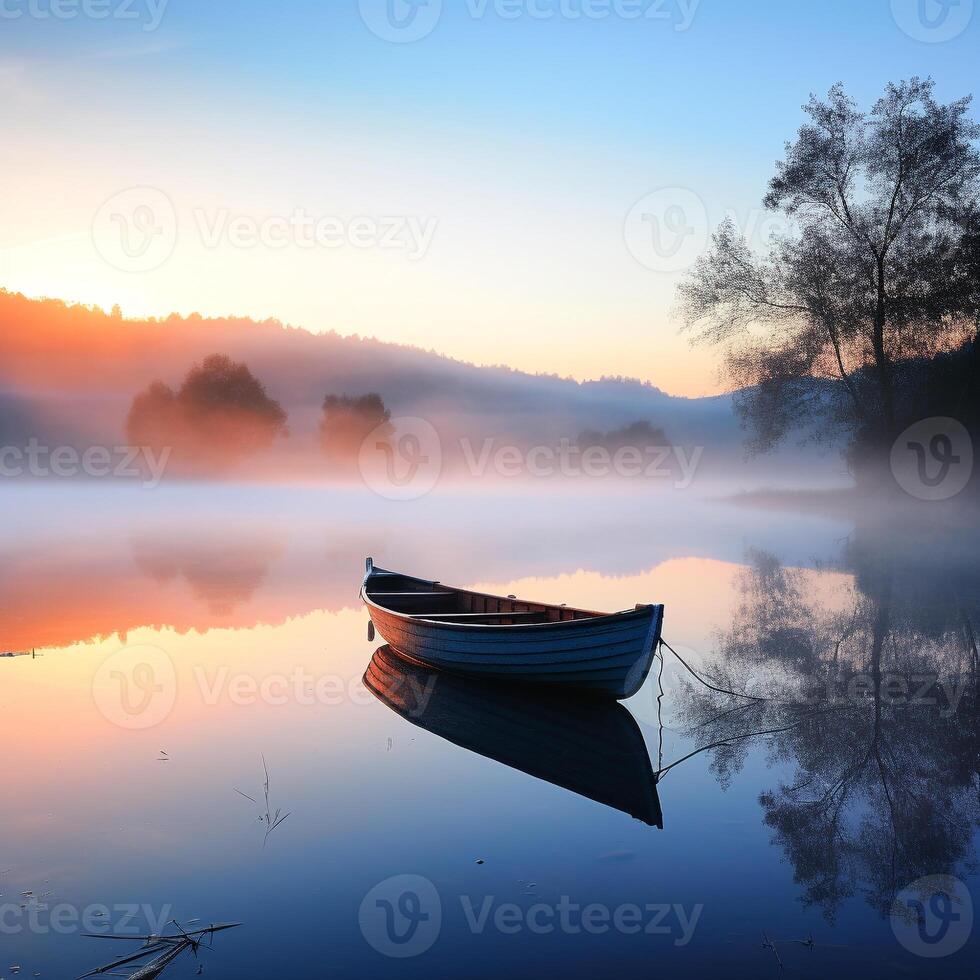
[{"left": 0, "top": 290, "right": 840, "bottom": 484}]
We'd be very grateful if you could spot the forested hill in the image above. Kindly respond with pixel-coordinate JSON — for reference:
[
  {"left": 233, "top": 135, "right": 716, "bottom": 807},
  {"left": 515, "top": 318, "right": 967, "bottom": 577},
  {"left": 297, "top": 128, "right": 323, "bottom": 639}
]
[{"left": 0, "top": 289, "right": 838, "bottom": 482}]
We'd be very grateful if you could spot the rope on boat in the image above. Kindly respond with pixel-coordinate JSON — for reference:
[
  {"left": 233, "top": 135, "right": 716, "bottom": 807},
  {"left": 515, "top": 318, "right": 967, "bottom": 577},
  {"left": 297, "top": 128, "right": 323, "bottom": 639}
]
[
  {"left": 653, "top": 639, "right": 867, "bottom": 779},
  {"left": 659, "top": 638, "right": 766, "bottom": 702},
  {"left": 654, "top": 645, "right": 666, "bottom": 773},
  {"left": 655, "top": 719, "right": 809, "bottom": 778}
]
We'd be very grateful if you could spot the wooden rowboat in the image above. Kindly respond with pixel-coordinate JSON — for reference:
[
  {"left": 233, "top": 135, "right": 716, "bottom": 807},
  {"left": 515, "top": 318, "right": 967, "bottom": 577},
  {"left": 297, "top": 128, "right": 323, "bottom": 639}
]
[
  {"left": 365, "top": 645, "right": 663, "bottom": 826},
  {"left": 360, "top": 558, "right": 664, "bottom": 700}
]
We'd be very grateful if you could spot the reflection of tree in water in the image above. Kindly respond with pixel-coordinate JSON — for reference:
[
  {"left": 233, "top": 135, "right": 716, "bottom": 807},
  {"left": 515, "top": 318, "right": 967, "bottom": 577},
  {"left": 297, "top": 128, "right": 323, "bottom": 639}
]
[
  {"left": 673, "top": 522, "right": 979, "bottom": 920},
  {"left": 131, "top": 530, "right": 284, "bottom": 616}
]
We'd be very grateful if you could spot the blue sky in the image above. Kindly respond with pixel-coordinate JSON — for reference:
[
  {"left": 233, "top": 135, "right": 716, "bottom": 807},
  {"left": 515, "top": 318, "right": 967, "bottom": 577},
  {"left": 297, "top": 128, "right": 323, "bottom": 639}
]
[{"left": 1, "top": 0, "right": 978, "bottom": 393}]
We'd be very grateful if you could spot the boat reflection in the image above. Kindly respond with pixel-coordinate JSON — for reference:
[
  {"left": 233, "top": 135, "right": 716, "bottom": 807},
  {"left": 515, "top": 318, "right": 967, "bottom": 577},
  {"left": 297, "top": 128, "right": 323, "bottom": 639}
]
[{"left": 364, "top": 645, "right": 663, "bottom": 827}]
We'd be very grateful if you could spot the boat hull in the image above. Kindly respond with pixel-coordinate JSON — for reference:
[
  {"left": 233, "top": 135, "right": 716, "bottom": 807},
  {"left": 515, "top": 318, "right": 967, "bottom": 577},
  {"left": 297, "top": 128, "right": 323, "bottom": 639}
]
[{"left": 361, "top": 563, "right": 664, "bottom": 700}]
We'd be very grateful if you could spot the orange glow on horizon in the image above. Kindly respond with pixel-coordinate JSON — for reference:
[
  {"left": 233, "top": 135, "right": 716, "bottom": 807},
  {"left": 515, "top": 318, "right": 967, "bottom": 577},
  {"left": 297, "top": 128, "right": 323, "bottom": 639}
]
[{"left": 0, "top": 277, "right": 724, "bottom": 398}]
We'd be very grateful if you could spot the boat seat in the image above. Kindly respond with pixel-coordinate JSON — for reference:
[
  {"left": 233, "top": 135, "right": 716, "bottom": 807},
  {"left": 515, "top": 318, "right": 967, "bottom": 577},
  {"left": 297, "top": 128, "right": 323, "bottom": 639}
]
[
  {"left": 368, "top": 591, "right": 451, "bottom": 597},
  {"left": 408, "top": 611, "right": 548, "bottom": 621}
]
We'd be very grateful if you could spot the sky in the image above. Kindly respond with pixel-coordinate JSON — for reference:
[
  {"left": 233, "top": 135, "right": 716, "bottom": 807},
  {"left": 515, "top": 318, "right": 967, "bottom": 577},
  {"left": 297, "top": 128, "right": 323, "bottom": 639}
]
[{"left": 1, "top": 0, "right": 978, "bottom": 396}]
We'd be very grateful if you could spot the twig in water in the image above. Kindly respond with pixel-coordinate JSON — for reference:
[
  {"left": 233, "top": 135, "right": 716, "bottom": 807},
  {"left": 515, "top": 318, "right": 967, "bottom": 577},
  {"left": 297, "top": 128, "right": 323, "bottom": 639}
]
[
  {"left": 761, "top": 932, "right": 784, "bottom": 971},
  {"left": 236, "top": 755, "right": 291, "bottom": 845}
]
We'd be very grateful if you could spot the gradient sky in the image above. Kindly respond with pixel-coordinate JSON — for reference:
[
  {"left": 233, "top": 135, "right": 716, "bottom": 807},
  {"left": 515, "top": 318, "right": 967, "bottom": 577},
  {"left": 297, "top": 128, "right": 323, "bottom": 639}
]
[{"left": 1, "top": 0, "right": 978, "bottom": 395}]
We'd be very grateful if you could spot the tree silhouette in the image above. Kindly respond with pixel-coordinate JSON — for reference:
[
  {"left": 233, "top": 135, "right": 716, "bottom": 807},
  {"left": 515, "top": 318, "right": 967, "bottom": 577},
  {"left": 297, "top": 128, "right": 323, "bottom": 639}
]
[
  {"left": 319, "top": 392, "right": 392, "bottom": 472},
  {"left": 577, "top": 420, "right": 670, "bottom": 453},
  {"left": 677, "top": 79, "right": 980, "bottom": 468},
  {"left": 127, "top": 354, "right": 287, "bottom": 473}
]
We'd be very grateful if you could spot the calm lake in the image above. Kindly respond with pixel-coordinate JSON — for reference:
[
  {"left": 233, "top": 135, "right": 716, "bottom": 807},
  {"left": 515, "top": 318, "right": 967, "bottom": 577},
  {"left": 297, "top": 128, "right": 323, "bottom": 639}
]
[{"left": 1, "top": 484, "right": 977, "bottom": 979}]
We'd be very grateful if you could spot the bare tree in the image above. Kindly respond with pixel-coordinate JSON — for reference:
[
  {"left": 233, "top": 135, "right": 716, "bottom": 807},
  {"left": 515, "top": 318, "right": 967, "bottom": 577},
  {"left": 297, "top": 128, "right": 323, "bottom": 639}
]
[{"left": 678, "top": 79, "right": 980, "bottom": 462}]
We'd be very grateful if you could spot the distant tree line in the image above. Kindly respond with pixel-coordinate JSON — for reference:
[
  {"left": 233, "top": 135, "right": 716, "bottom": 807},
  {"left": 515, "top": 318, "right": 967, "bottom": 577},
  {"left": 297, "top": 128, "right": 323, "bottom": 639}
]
[
  {"left": 320, "top": 393, "right": 393, "bottom": 472},
  {"left": 126, "top": 353, "right": 393, "bottom": 476},
  {"left": 576, "top": 420, "right": 670, "bottom": 453}
]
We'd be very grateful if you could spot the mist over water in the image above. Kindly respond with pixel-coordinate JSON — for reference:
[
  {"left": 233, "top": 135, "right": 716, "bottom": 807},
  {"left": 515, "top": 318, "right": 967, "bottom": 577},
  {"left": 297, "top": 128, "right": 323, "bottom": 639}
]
[{"left": 1, "top": 483, "right": 976, "bottom": 978}]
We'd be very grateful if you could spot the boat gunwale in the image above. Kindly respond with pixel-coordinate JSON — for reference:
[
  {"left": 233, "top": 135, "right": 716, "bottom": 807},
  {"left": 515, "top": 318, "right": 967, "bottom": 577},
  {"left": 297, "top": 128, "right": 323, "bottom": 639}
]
[{"left": 361, "top": 563, "right": 658, "bottom": 632}]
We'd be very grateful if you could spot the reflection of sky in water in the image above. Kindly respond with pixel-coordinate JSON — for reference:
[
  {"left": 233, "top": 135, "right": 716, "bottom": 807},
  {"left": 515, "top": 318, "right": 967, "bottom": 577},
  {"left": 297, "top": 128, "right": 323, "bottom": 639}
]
[{"left": 0, "top": 485, "right": 976, "bottom": 978}]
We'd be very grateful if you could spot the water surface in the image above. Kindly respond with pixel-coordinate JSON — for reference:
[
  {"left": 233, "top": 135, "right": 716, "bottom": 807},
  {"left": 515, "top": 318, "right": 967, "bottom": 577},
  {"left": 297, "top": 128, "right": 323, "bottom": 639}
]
[{"left": 1, "top": 485, "right": 976, "bottom": 978}]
